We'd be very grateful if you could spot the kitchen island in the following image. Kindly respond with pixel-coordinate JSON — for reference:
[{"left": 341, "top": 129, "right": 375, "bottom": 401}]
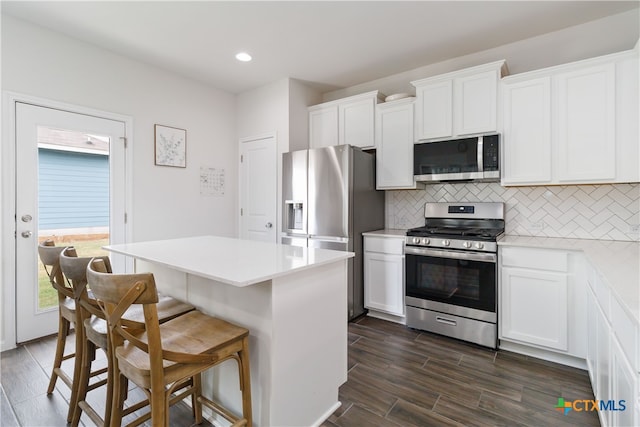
[{"left": 104, "top": 235, "right": 354, "bottom": 427}]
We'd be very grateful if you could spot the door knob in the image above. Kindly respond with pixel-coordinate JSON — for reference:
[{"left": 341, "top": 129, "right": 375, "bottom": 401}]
[
  {"left": 21, "top": 231, "right": 32, "bottom": 238},
  {"left": 21, "top": 214, "right": 33, "bottom": 223},
  {"left": 265, "top": 222, "right": 273, "bottom": 229}
]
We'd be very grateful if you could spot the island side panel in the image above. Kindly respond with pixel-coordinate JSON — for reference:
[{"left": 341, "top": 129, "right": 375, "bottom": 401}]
[
  {"left": 270, "top": 259, "right": 349, "bottom": 427},
  {"left": 136, "top": 260, "right": 273, "bottom": 427},
  {"left": 187, "top": 274, "right": 273, "bottom": 427}
]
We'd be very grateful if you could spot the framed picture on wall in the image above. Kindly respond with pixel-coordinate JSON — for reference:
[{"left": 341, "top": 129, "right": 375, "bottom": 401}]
[{"left": 154, "top": 124, "right": 186, "bottom": 168}]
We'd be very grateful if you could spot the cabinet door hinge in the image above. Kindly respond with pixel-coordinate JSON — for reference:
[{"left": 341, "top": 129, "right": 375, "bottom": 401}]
[
  {"left": 120, "top": 136, "right": 128, "bottom": 148},
  {"left": 240, "top": 154, "right": 243, "bottom": 163},
  {"left": 240, "top": 208, "right": 243, "bottom": 216},
  {"left": 124, "top": 213, "right": 128, "bottom": 223}
]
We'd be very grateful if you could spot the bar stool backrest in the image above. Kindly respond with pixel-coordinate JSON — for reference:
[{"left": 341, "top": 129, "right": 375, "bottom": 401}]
[
  {"left": 38, "top": 240, "right": 71, "bottom": 301},
  {"left": 86, "top": 259, "right": 163, "bottom": 370},
  {"left": 59, "top": 247, "right": 112, "bottom": 318}
]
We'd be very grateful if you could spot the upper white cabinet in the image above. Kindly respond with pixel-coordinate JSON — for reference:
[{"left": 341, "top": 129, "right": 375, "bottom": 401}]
[
  {"left": 501, "top": 77, "right": 552, "bottom": 183},
  {"left": 308, "top": 91, "right": 383, "bottom": 149},
  {"left": 375, "top": 97, "right": 423, "bottom": 190},
  {"left": 555, "top": 64, "right": 616, "bottom": 182},
  {"left": 501, "top": 49, "right": 639, "bottom": 186},
  {"left": 412, "top": 60, "right": 507, "bottom": 140},
  {"left": 309, "top": 104, "right": 339, "bottom": 148}
]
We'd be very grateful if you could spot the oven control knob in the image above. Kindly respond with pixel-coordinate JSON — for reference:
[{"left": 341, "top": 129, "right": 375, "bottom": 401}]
[
  {"left": 463, "top": 241, "right": 472, "bottom": 248},
  {"left": 421, "top": 238, "right": 430, "bottom": 245},
  {"left": 474, "top": 242, "right": 484, "bottom": 250},
  {"left": 442, "top": 239, "right": 450, "bottom": 246},
  {"left": 412, "top": 237, "right": 420, "bottom": 244}
]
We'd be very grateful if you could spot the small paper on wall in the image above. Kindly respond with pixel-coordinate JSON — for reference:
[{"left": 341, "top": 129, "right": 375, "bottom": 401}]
[{"left": 200, "top": 166, "right": 225, "bottom": 196}]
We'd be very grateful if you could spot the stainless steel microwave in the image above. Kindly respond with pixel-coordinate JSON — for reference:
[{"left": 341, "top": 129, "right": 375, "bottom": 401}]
[{"left": 413, "top": 134, "right": 500, "bottom": 182}]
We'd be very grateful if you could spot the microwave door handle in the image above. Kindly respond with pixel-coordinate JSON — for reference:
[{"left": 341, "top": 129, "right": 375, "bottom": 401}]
[{"left": 477, "top": 135, "right": 484, "bottom": 172}]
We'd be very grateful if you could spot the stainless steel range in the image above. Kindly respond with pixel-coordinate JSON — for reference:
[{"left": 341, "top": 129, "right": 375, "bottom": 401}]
[{"left": 405, "top": 202, "right": 504, "bottom": 348}]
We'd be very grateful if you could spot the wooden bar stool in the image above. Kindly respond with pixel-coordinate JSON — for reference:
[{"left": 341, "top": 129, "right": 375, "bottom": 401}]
[
  {"left": 59, "top": 247, "right": 196, "bottom": 426},
  {"left": 37, "top": 240, "right": 81, "bottom": 423},
  {"left": 87, "top": 258, "right": 252, "bottom": 427}
]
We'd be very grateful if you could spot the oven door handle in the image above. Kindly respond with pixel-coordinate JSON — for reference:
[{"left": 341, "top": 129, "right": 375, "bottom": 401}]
[{"left": 405, "top": 246, "right": 497, "bottom": 263}]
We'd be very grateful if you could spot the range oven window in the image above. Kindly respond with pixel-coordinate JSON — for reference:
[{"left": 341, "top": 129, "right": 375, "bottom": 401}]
[{"left": 406, "top": 253, "right": 496, "bottom": 313}]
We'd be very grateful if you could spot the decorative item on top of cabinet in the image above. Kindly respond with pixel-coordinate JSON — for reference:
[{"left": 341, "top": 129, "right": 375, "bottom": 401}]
[
  {"left": 411, "top": 60, "right": 507, "bottom": 141},
  {"left": 308, "top": 90, "right": 384, "bottom": 149},
  {"left": 375, "top": 97, "right": 424, "bottom": 190},
  {"left": 363, "top": 233, "right": 406, "bottom": 323},
  {"left": 501, "top": 48, "right": 639, "bottom": 186}
]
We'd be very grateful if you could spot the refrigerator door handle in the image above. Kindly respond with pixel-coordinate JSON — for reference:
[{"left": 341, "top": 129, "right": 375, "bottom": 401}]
[{"left": 308, "top": 235, "right": 349, "bottom": 243}]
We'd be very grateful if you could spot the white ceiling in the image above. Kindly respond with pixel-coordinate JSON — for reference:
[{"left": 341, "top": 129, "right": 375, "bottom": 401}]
[{"left": 2, "top": 1, "right": 639, "bottom": 94}]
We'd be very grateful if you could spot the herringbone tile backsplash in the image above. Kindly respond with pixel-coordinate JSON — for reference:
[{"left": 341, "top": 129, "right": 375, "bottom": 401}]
[{"left": 386, "top": 183, "right": 640, "bottom": 241}]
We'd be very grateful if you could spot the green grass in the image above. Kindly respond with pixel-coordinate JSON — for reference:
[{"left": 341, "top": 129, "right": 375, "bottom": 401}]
[{"left": 38, "top": 237, "right": 109, "bottom": 310}]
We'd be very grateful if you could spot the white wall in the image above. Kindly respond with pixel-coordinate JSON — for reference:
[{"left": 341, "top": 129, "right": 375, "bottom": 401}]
[
  {"left": 1, "top": 15, "right": 238, "bottom": 349},
  {"left": 323, "top": 9, "right": 639, "bottom": 101},
  {"left": 236, "top": 78, "right": 321, "bottom": 241},
  {"left": 289, "top": 79, "right": 322, "bottom": 152}
]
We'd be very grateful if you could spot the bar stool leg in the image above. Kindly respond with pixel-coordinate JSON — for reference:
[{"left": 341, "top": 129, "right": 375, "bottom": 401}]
[
  {"left": 192, "top": 374, "right": 203, "bottom": 424},
  {"left": 47, "top": 312, "right": 70, "bottom": 394},
  {"left": 239, "top": 336, "right": 253, "bottom": 427},
  {"left": 67, "top": 317, "right": 85, "bottom": 422}
]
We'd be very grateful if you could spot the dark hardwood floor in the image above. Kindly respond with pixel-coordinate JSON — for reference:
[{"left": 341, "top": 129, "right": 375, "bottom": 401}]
[
  {"left": 2, "top": 316, "right": 599, "bottom": 426},
  {"left": 323, "top": 316, "right": 599, "bottom": 427},
  {"left": 0, "top": 332, "right": 213, "bottom": 427}
]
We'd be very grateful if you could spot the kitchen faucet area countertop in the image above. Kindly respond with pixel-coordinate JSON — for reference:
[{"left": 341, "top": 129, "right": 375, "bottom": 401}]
[{"left": 104, "top": 235, "right": 354, "bottom": 286}]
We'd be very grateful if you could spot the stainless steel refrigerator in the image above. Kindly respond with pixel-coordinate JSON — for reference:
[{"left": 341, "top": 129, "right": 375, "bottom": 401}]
[{"left": 282, "top": 145, "right": 385, "bottom": 320}]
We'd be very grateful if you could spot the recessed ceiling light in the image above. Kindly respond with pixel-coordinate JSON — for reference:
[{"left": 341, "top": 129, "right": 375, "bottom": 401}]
[{"left": 235, "top": 52, "right": 252, "bottom": 62}]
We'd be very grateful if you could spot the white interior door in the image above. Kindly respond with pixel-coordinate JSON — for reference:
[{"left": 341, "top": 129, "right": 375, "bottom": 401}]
[
  {"left": 15, "top": 102, "right": 127, "bottom": 342},
  {"left": 239, "top": 135, "right": 277, "bottom": 242}
]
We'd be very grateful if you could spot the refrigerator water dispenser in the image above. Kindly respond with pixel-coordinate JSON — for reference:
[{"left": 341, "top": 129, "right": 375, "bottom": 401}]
[{"left": 285, "top": 201, "right": 304, "bottom": 230}]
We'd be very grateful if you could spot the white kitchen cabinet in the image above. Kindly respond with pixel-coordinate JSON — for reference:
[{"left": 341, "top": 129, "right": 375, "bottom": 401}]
[
  {"left": 375, "top": 97, "right": 422, "bottom": 189},
  {"left": 585, "top": 262, "right": 638, "bottom": 427},
  {"left": 501, "top": 48, "right": 638, "bottom": 186},
  {"left": 586, "top": 281, "right": 598, "bottom": 390},
  {"left": 412, "top": 60, "right": 506, "bottom": 141},
  {"left": 363, "top": 234, "right": 405, "bottom": 320},
  {"left": 454, "top": 69, "right": 500, "bottom": 136},
  {"left": 413, "top": 80, "right": 452, "bottom": 139},
  {"left": 501, "top": 266, "right": 569, "bottom": 351},
  {"left": 339, "top": 94, "right": 377, "bottom": 149},
  {"left": 611, "top": 336, "right": 637, "bottom": 427},
  {"left": 499, "top": 247, "right": 586, "bottom": 358},
  {"left": 309, "top": 104, "right": 338, "bottom": 148},
  {"left": 501, "top": 77, "right": 552, "bottom": 184},
  {"left": 595, "top": 300, "right": 613, "bottom": 427},
  {"left": 308, "top": 91, "right": 382, "bottom": 149},
  {"left": 555, "top": 63, "right": 616, "bottom": 182}
]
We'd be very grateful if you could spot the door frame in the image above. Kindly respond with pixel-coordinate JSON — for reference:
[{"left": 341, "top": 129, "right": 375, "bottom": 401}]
[
  {"left": 1, "top": 91, "right": 134, "bottom": 351},
  {"left": 238, "top": 133, "right": 278, "bottom": 242}
]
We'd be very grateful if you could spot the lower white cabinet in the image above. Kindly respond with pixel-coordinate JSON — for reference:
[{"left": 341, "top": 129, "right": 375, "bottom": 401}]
[
  {"left": 501, "top": 243, "right": 638, "bottom": 426},
  {"left": 363, "top": 234, "right": 405, "bottom": 319},
  {"left": 501, "top": 266, "right": 568, "bottom": 351},
  {"left": 611, "top": 337, "right": 637, "bottom": 427},
  {"left": 499, "top": 246, "right": 586, "bottom": 359},
  {"left": 586, "top": 268, "right": 638, "bottom": 427}
]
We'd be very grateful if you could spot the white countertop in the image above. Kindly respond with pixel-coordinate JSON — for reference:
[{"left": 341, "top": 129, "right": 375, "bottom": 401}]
[
  {"left": 362, "top": 229, "right": 407, "bottom": 238},
  {"left": 104, "top": 235, "right": 354, "bottom": 287},
  {"left": 499, "top": 235, "right": 640, "bottom": 324}
]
